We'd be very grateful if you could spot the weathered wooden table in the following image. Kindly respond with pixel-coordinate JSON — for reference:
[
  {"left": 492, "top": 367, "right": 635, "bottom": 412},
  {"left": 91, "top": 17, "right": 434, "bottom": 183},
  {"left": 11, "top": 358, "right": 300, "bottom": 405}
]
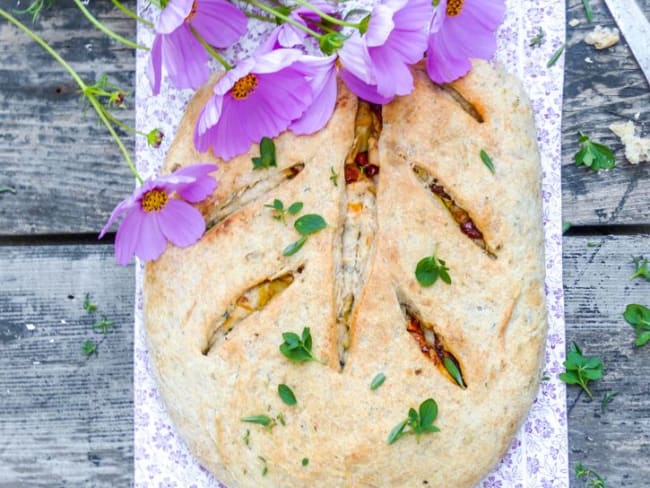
[{"left": 1, "top": 1, "right": 649, "bottom": 486}]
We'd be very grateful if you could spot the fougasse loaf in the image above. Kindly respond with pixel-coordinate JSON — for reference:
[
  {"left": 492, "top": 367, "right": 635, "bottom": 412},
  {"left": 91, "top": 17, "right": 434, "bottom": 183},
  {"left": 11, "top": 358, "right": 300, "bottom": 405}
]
[{"left": 145, "top": 60, "right": 547, "bottom": 488}]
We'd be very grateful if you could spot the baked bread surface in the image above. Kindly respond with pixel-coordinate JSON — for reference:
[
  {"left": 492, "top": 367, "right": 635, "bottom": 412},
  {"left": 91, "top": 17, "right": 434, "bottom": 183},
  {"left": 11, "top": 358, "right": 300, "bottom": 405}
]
[{"left": 145, "top": 61, "right": 547, "bottom": 487}]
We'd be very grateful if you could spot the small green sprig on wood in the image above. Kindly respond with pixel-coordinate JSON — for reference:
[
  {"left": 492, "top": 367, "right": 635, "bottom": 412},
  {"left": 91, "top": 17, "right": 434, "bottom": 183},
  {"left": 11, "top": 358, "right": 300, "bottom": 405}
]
[
  {"left": 574, "top": 132, "right": 615, "bottom": 171},
  {"left": 600, "top": 391, "right": 618, "bottom": 414},
  {"left": 387, "top": 398, "right": 440, "bottom": 445},
  {"left": 82, "top": 340, "right": 97, "bottom": 358},
  {"left": 265, "top": 199, "right": 303, "bottom": 224},
  {"left": 92, "top": 317, "right": 114, "bottom": 334},
  {"left": 252, "top": 137, "right": 277, "bottom": 170},
  {"left": 623, "top": 304, "right": 650, "bottom": 347},
  {"left": 575, "top": 463, "right": 606, "bottom": 488},
  {"left": 83, "top": 293, "right": 98, "bottom": 313},
  {"left": 559, "top": 342, "right": 603, "bottom": 399},
  {"left": 279, "top": 327, "right": 325, "bottom": 364},
  {"left": 631, "top": 256, "right": 650, "bottom": 282},
  {"left": 547, "top": 44, "right": 565, "bottom": 68},
  {"left": 581, "top": 0, "right": 594, "bottom": 23},
  {"left": 283, "top": 214, "right": 328, "bottom": 256},
  {"left": 415, "top": 246, "right": 451, "bottom": 287}
]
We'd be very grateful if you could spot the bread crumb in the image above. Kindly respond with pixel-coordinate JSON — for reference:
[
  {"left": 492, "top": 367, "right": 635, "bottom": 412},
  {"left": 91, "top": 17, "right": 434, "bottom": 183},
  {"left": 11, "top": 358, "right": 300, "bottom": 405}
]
[
  {"left": 585, "top": 57, "right": 594, "bottom": 64},
  {"left": 25, "top": 323, "right": 36, "bottom": 331},
  {"left": 585, "top": 25, "right": 620, "bottom": 49},
  {"left": 569, "top": 18, "right": 580, "bottom": 27},
  {"left": 610, "top": 121, "right": 650, "bottom": 164}
]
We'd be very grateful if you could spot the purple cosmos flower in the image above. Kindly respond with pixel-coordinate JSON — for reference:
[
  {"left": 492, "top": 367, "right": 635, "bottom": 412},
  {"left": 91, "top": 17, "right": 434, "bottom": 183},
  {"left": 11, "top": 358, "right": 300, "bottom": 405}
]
[
  {"left": 426, "top": 0, "right": 505, "bottom": 83},
  {"left": 339, "top": 0, "right": 432, "bottom": 103},
  {"left": 194, "top": 49, "right": 336, "bottom": 160},
  {"left": 99, "top": 164, "right": 218, "bottom": 265},
  {"left": 147, "top": 0, "right": 247, "bottom": 95},
  {"left": 259, "top": 1, "right": 338, "bottom": 52}
]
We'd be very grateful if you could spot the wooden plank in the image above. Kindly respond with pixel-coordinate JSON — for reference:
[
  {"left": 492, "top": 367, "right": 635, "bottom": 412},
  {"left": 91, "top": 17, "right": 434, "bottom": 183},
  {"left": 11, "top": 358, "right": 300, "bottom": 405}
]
[
  {"left": 0, "top": 1, "right": 136, "bottom": 235},
  {"left": 0, "top": 245, "right": 134, "bottom": 486},
  {"left": 563, "top": 234, "right": 650, "bottom": 487},
  {"left": 562, "top": 0, "right": 650, "bottom": 226}
]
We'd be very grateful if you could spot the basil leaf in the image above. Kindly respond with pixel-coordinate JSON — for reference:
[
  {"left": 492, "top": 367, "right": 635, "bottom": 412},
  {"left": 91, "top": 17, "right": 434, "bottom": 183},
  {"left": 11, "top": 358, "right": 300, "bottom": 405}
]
[
  {"left": 283, "top": 236, "right": 308, "bottom": 256},
  {"left": 278, "top": 384, "right": 297, "bottom": 406},
  {"left": 480, "top": 149, "right": 495, "bottom": 174},
  {"left": 294, "top": 214, "right": 327, "bottom": 236},
  {"left": 370, "top": 372, "right": 386, "bottom": 390}
]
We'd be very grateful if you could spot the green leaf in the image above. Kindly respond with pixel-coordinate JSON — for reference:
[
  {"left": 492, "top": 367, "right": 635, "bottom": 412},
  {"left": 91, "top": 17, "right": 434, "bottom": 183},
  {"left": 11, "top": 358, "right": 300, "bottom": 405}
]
[
  {"left": 562, "top": 221, "right": 572, "bottom": 234},
  {"left": 283, "top": 236, "right": 308, "bottom": 257},
  {"left": 370, "top": 372, "right": 386, "bottom": 390},
  {"left": 81, "top": 340, "right": 97, "bottom": 358},
  {"left": 581, "top": 0, "right": 593, "bottom": 22},
  {"left": 443, "top": 356, "right": 466, "bottom": 388},
  {"left": 294, "top": 214, "right": 327, "bottom": 236},
  {"left": 252, "top": 137, "right": 277, "bottom": 170},
  {"left": 418, "top": 398, "right": 438, "bottom": 428},
  {"left": 559, "top": 342, "right": 603, "bottom": 398},
  {"left": 415, "top": 257, "right": 438, "bottom": 286},
  {"left": 0, "top": 187, "right": 16, "bottom": 194},
  {"left": 92, "top": 317, "right": 114, "bottom": 335},
  {"left": 415, "top": 248, "right": 451, "bottom": 287},
  {"left": 279, "top": 327, "right": 323, "bottom": 364},
  {"left": 559, "top": 371, "right": 579, "bottom": 385},
  {"left": 574, "top": 132, "right": 615, "bottom": 171},
  {"left": 83, "top": 293, "right": 98, "bottom": 313},
  {"left": 479, "top": 149, "right": 495, "bottom": 174},
  {"left": 547, "top": 44, "right": 566, "bottom": 68},
  {"left": 387, "top": 418, "right": 408, "bottom": 445},
  {"left": 301, "top": 457, "right": 309, "bottom": 466},
  {"left": 241, "top": 415, "right": 273, "bottom": 426},
  {"left": 631, "top": 256, "right": 650, "bottom": 281},
  {"left": 329, "top": 167, "right": 339, "bottom": 187},
  {"left": 287, "top": 202, "right": 303, "bottom": 215},
  {"left": 601, "top": 391, "right": 618, "bottom": 413},
  {"left": 636, "top": 332, "right": 650, "bottom": 347},
  {"left": 624, "top": 304, "right": 650, "bottom": 328},
  {"left": 278, "top": 384, "right": 297, "bottom": 406},
  {"left": 529, "top": 27, "right": 545, "bottom": 48}
]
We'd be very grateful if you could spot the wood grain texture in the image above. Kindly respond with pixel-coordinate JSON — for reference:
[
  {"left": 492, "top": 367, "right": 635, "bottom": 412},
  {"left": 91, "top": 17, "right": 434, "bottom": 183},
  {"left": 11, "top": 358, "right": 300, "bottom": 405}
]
[
  {"left": 0, "top": 0, "right": 137, "bottom": 236},
  {"left": 0, "top": 245, "right": 134, "bottom": 487},
  {"left": 562, "top": 0, "right": 650, "bottom": 226},
  {"left": 564, "top": 235, "right": 650, "bottom": 487}
]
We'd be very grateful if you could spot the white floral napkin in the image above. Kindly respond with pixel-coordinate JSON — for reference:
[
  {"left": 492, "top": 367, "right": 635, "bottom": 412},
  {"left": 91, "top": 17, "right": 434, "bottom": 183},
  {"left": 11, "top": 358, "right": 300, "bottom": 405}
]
[{"left": 134, "top": 0, "right": 569, "bottom": 486}]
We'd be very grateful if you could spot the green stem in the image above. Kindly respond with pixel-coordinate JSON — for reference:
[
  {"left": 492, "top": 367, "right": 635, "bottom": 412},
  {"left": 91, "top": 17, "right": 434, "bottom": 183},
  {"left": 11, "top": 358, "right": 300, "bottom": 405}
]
[
  {"left": 72, "top": 0, "right": 150, "bottom": 51},
  {"left": 0, "top": 9, "right": 143, "bottom": 183},
  {"left": 89, "top": 97, "right": 143, "bottom": 183},
  {"left": 247, "top": 0, "right": 322, "bottom": 39},
  {"left": 111, "top": 0, "right": 154, "bottom": 28},
  {"left": 292, "top": 0, "right": 360, "bottom": 29},
  {"left": 103, "top": 110, "right": 148, "bottom": 138},
  {"left": 245, "top": 11, "right": 277, "bottom": 23},
  {"left": 189, "top": 26, "right": 233, "bottom": 70}
]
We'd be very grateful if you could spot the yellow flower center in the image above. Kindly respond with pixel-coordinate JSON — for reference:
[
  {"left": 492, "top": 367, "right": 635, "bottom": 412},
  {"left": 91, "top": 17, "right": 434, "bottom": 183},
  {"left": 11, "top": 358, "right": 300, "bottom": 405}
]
[
  {"left": 141, "top": 189, "right": 169, "bottom": 212},
  {"left": 185, "top": 0, "right": 199, "bottom": 22},
  {"left": 231, "top": 74, "right": 259, "bottom": 100},
  {"left": 446, "top": 0, "right": 464, "bottom": 16}
]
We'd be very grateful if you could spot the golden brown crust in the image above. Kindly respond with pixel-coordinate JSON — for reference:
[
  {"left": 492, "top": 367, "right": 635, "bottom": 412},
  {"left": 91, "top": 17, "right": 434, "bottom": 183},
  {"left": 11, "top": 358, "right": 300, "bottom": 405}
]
[{"left": 145, "top": 61, "right": 546, "bottom": 487}]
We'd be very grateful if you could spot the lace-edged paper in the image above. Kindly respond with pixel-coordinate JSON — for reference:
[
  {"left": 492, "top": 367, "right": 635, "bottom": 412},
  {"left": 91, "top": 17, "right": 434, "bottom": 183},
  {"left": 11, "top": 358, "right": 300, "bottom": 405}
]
[{"left": 134, "top": 1, "right": 568, "bottom": 486}]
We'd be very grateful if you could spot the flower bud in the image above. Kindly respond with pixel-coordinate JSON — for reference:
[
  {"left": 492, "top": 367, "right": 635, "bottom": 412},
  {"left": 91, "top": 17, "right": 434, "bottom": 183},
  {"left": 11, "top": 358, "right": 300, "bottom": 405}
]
[
  {"left": 319, "top": 32, "right": 345, "bottom": 55},
  {"left": 147, "top": 128, "right": 164, "bottom": 148}
]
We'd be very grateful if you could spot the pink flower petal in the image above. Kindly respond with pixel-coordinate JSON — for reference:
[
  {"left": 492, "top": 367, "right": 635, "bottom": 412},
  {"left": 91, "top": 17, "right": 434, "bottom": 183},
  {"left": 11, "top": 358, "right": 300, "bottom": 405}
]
[
  {"left": 147, "top": 35, "right": 163, "bottom": 96},
  {"left": 339, "top": 69, "right": 393, "bottom": 104},
  {"left": 339, "top": 33, "right": 375, "bottom": 85},
  {"left": 157, "top": 0, "right": 194, "bottom": 34},
  {"left": 161, "top": 25, "right": 211, "bottom": 91},
  {"left": 134, "top": 211, "right": 168, "bottom": 262},
  {"left": 114, "top": 207, "right": 145, "bottom": 265},
  {"left": 175, "top": 164, "right": 218, "bottom": 202},
  {"left": 366, "top": 4, "right": 395, "bottom": 47},
  {"left": 99, "top": 193, "right": 137, "bottom": 239},
  {"left": 290, "top": 56, "right": 337, "bottom": 135},
  {"left": 157, "top": 199, "right": 206, "bottom": 248},
  {"left": 192, "top": 0, "right": 247, "bottom": 48}
]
